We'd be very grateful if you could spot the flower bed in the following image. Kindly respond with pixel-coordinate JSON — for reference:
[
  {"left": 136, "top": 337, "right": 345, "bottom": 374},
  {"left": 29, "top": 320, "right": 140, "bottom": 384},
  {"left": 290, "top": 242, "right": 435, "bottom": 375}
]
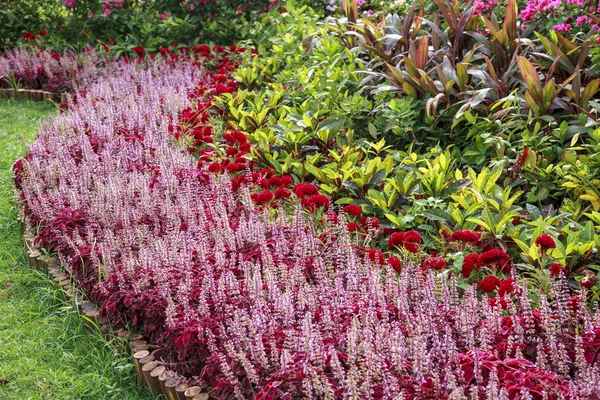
[
  {"left": 0, "top": 47, "right": 105, "bottom": 93},
  {"left": 13, "top": 39, "right": 600, "bottom": 400}
]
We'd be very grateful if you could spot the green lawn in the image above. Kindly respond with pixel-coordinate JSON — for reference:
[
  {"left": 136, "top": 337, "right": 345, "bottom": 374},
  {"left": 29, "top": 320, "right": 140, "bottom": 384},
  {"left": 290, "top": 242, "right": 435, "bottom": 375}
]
[{"left": 0, "top": 99, "right": 156, "bottom": 400}]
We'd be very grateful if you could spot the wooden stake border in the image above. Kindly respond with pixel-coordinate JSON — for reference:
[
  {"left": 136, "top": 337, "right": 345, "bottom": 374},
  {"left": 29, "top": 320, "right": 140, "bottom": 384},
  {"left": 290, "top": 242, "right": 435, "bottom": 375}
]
[
  {"left": 0, "top": 88, "right": 67, "bottom": 103},
  {"left": 20, "top": 213, "right": 213, "bottom": 400}
]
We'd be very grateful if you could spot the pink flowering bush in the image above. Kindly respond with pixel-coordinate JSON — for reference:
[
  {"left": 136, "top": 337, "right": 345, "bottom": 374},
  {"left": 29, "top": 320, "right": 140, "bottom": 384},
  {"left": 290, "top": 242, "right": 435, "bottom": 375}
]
[{"left": 520, "top": 0, "right": 600, "bottom": 38}]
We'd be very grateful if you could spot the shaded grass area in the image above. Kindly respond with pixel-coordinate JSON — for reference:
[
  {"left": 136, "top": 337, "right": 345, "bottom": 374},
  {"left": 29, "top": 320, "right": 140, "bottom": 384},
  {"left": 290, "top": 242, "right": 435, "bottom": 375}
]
[{"left": 0, "top": 99, "right": 156, "bottom": 400}]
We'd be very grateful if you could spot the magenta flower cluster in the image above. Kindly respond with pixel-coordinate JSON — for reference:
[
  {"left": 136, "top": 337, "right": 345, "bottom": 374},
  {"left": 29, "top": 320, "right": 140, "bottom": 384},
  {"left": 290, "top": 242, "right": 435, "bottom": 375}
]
[{"left": 520, "top": 0, "right": 600, "bottom": 34}]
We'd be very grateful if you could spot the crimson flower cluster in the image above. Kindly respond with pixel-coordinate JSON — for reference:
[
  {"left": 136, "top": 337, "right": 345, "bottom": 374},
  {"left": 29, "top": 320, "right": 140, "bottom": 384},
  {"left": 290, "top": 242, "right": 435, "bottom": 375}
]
[
  {"left": 449, "top": 229, "right": 481, "bottom": 245},
  {"left": 535, "top": 234, "right": 557, "bottom": 253},
  {"left": 387, "top": 230, "right": 422, "bottom": 253}
]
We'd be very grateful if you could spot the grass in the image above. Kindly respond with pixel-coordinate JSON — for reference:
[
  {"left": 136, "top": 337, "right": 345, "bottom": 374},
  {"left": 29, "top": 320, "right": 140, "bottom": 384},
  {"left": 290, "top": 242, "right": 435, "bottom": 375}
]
[{"left": 0, "top": 99, "right": 157, "bottom": 400}]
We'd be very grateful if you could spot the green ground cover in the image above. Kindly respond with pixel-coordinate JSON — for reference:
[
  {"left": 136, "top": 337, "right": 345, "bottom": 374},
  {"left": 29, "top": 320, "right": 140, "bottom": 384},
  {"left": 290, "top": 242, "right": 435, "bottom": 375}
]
[{"left": 0, "top": 99, "right": 156, "bottom": 400}]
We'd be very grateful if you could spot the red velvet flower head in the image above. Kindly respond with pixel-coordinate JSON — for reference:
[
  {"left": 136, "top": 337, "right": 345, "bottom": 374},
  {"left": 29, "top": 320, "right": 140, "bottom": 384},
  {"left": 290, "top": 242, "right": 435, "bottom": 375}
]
[
  {"left": 535, "top": 234, "right": 556, "bottom": 253},
  {"left": 274, "top": 187, "right": 291, "bottom": 200},
  {"left": 462, "top": 253, "right": 479, "bottom": 278},
  {"left": 293, "top": 183, "right": 318, "bottom": 199},
  {"left": 498, "top": 278, "right": 516, "bottom": 297},
  {"left": 346, "top": 222, "right": 361, "bottom": 232},
  {"left": 387, "top": 230, "right": 421, "bottom": 253},
  {"left": 422, "top": 256, "right": 447, "bottom": 271},
  {"left": 304, "top": 194, "right": 329, "bottom": 211},
  {"left": 478, "top": 276, "right": 501, "bottom": 293},
  {"left": 280, "top": 175, "right": 293, "bottom": 187},
  {"left": 366, "top": 249, "right": 385, "bottom": 265},
  {"left": 132, "top": 46, "right": 145, "bottom": 58},
  {"left": 449, "top": 230, "right": 481, "bottom": 245},
  {"left": 478, "top": 248, "right": 511, "bottom": 272},
  {"left": 343, "top": 204, "right": 362, "bottom": 217},
  {"left": 548, "top": 263, "right": 564, "bottom": 278},
  {"left": 251, "top": 190, "right": 273, "bottom": 205},
  {"left": 387, "top": 256, "right": 402, "bottom": 274}
]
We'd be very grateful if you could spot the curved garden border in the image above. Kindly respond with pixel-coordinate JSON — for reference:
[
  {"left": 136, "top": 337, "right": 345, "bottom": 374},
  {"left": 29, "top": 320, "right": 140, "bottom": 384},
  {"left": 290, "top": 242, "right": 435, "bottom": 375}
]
[{"left": 0, "top": 88, "right": 66, "bottom": 103}]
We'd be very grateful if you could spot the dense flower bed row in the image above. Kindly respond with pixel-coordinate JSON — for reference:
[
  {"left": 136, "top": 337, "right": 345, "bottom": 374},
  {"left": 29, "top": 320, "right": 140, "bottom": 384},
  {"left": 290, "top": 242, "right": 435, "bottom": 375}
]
[
  {"left": 14, "top": 41, "right": 600, "bottom": 398},
  {"left": 0, "top": 44, "right": 248, "bottom": 93},
  {"left": 0, "top": 47, "right": 104, "bottom": 93}
]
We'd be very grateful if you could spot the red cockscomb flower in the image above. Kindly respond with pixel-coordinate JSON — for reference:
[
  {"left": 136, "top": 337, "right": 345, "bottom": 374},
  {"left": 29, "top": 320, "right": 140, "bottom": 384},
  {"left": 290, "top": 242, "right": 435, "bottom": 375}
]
[
  {"left": 231, "top": 130, "right": 247, "bottom": 144},
  {"left": 226, "top": 162, "right": 245, "bottom": 174},
  {"left": 132, "top": 46, "right": 145, "bottom": 58},
  {"left": 449, "top": 230, "right": 481, "bottom": 245},
  {"left": 274, "top": 187, "right": 291, "bottom": 200},
  {"left": 479, "top": 248, "right": 511, "bottom": 272},
  {"left": 478, "top": 276, "right": 501, "bottom": 293},
  {"left": 293, "top": 183, "right": 318, "bottom": 199},
  {"left": 280, "top": 175, "right": 292, "bottom": 187},
  {"left": 498, "top": 278, "right": 516, "bottom": 297},
  {"left": 366, "top": 249, "right": 385, "bottom": 264},
  {"left": 388, "top": 230, "right": 421, "bottom": 253},
  {"left": 23, "top": 32, "right": 37, "bottom": 41},
  {"left": 388, "top": 256, "right": 402, "bottom": 274},
  {"left": 488, "top": 296, "right": 509, "bottom": 310},
  {"left": 267, "top": 176, "right": 282, "bottom": 188},
  {"left": 208, "top": 162, "right": 221, "bottom": 173},
  {"left": 535, "top": 234, "right": 556, "bottom": 253},
  {"left": 462, "top": 253, "right": 479, "bottom": 278},
  {"left": 346, "top": 222, "right": 361, "bottom": 232},
  {"left": 548, "top": 263, "right": 565, "bottom": 278},
  {"left": 422, "top": 256, "right": 447, "bottom": 271},
  {"left": 403, "top": 230, "right": 421, "bottom": 253},
  {"left": 343, "top": 204, "right": 362, "bottom": 217},
  {"left": 388, "top": 232, "right": 405, "bottom": 250},
  {"left": 39, "top": 29, "right": 47, "bottom": 36},
  {"left": 304, "top": 194, "right": 329, "bottom": 211},
  {"left": 251, "top": 190, "right": 273, "bottom": 206}
]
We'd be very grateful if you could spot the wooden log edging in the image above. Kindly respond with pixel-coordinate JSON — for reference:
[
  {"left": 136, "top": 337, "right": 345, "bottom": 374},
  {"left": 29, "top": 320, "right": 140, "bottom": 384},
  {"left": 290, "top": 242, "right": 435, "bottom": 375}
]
[
  {"left": 0, "top": 88, "right": 66, "bottom": 103},
  {"left": 21, "top": 223, "right": 214, "bottom": 400}
]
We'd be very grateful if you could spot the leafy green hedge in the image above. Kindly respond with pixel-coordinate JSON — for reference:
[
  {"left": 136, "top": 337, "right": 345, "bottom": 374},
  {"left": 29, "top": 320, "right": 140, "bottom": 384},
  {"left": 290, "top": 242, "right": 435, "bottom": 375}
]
[
  {"left": 202, "top": 0, "right": 600, "bottom": 300},
  {"left": 0, "top": 0, "right": 331, "bottom": 50}
]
